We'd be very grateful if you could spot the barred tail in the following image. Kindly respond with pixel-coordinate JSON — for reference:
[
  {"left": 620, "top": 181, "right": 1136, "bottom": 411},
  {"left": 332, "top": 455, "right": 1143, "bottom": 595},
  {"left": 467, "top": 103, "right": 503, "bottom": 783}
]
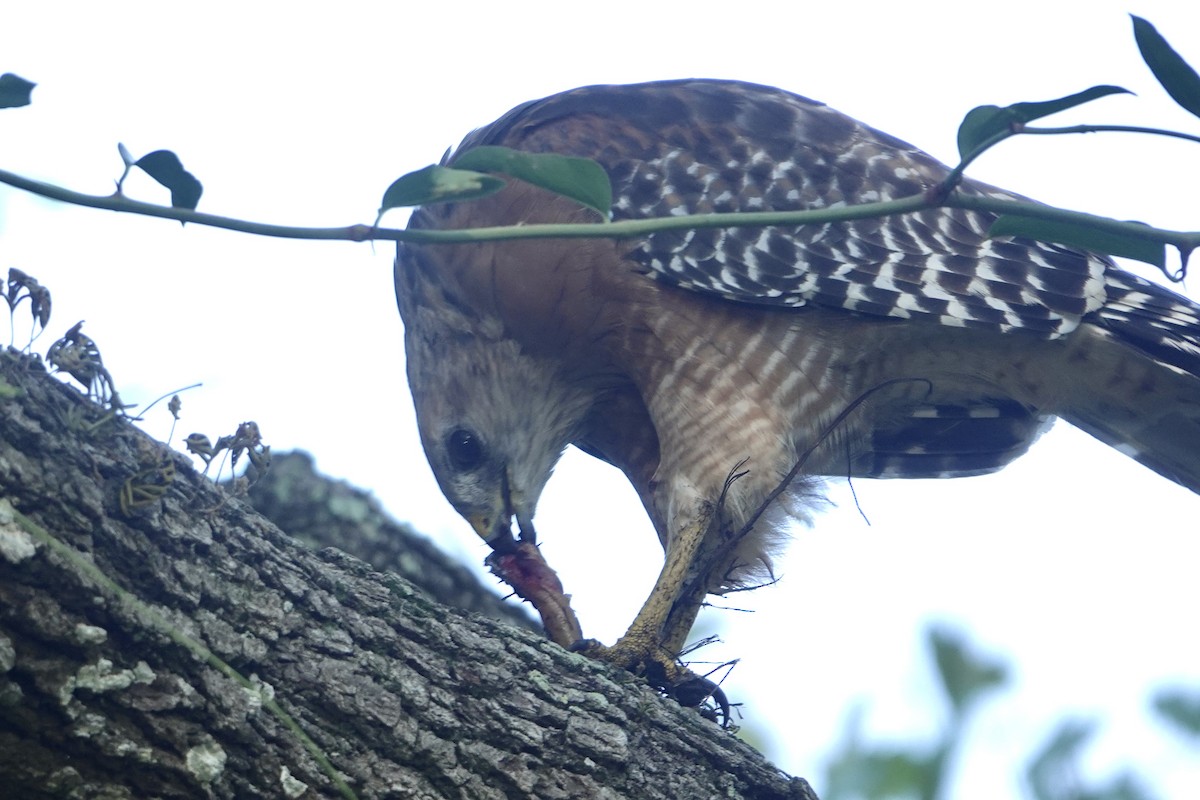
[{"left": 1059, "top": 272, "right": 1200, "bottom": 492}]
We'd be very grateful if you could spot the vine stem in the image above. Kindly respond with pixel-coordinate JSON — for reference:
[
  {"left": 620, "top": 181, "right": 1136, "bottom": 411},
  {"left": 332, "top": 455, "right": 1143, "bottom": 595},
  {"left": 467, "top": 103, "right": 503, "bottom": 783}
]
[
  {"left": 0, "top": 165, "right": 1197, "bottom": 280},
  {"left": 1022, "top": 122, "right": 1200, "bottom": 145}
]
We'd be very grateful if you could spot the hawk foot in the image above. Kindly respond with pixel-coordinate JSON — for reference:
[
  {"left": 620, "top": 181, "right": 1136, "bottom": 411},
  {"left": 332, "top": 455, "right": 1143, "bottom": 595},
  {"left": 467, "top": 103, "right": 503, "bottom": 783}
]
[{"left": 572, "top": 638, "right": 734, "bottom": 728}]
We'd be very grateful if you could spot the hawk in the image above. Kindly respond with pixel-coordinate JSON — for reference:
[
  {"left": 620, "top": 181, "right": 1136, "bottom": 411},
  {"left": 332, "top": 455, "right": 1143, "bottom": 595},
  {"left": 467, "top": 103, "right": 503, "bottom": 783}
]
[{"left": 395, "top": 80, "right": 1200, "bottom": 686}]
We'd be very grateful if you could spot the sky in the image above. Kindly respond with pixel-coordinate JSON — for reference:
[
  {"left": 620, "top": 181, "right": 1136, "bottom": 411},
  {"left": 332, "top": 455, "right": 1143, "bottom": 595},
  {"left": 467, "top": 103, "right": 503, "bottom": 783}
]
[{"left": 2, "top": 2, "right": 1197, "bottom": 797}]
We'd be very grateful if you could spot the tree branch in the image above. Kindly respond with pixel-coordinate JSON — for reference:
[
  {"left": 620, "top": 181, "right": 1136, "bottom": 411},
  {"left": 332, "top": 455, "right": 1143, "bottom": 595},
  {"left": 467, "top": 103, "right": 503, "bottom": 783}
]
[{"left": 0, "top": 350, "right": 818, "bottom": 800}]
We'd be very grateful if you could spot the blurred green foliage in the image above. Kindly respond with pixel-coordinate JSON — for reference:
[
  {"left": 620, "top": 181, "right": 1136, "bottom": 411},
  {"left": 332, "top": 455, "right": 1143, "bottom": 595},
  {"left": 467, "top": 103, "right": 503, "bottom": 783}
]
[{"left": 820, "top": 624, "right": 1199, "bottom": 800}]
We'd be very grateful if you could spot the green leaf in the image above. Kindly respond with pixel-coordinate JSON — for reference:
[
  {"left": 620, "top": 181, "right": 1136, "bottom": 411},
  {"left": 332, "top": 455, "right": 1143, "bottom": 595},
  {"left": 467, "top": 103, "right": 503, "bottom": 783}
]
[
  {"left": 956, "top": 105, "right": 1014, "bottom": 162},
  {"left": 822, "top": 704, "right": 941, "bottom": 800},
  {"left": 1132, "top": 15, "right": 1200, "bottom": 119},
  {"left": 1152, "top": 686, "right": 1200, "bottom": 740},
  {"left": 828, "top": 750, "right": 937, "bottom": 800},
  {"left": 1026, "top": 718, "right": 1095, "bottom": 800},
  {"left": 0, "top": 73, "right": 36, "bottom": 109},
  {"left": 989, "top": 215, "right": 1165, "bottom": 269},
  {"left": 378, "top": 164, "right": 506, "bottom": 216},
  {"left": 453, "top": 146, "right": 612, "bottom": 218},
  {"left": 1007, "top": 85, "right": 1132, "bottom": 126},
  {"left": 1026, "top": 720, "right": 1156, "bottom": 800},
  {"left": 928, "top": 627, "right": 1007, "bottom": 715},
  {"left": 956, "top": 85, "right": 1130, "bottom": 161},
  {"left": 134, "top": 150, "right": 203, "bottom": 210}
]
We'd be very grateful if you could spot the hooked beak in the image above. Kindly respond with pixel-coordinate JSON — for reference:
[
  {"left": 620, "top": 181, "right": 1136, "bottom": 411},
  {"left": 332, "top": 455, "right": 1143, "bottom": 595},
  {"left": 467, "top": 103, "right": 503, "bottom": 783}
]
[{"left": 469, "top": 468, "right": 538, "bottom": 554}]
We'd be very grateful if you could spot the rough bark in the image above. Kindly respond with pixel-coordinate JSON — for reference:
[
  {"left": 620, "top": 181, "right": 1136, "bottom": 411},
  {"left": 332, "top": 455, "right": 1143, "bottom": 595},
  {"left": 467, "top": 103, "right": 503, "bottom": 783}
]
[
  {"left": 0, "top": 349, "right": 818, "bottom": 800},
  {"left": 244, "top": 451, "right": 538, "bottom": 634}
]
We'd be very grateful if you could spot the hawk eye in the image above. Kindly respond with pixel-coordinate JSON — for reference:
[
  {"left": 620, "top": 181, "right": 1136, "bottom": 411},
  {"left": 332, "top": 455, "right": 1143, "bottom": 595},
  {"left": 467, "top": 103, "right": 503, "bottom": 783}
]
[{"left": 445, "top": 428, "right": 485, "bottom": 471}]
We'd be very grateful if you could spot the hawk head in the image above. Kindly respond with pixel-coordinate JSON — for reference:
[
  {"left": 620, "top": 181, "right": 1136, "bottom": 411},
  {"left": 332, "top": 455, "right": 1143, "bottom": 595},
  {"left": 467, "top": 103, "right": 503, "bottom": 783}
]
[{"left": 395, "top": 244, "right": 595, "bottom": 550}]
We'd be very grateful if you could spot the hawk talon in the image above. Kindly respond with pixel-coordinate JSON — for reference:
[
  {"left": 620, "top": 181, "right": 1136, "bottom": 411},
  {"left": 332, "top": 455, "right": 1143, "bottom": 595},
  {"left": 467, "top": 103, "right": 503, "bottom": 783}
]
[
  {"left": 666, "top": 675, "right": 734, "bottom": 729},
  {"left": 578, "top": 639, "right": 736, "bottom": 728}
]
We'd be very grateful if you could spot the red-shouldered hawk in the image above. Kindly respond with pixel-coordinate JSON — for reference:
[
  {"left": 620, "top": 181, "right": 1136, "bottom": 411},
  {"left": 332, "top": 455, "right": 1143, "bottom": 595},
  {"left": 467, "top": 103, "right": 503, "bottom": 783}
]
[{"left": 395, "top": 80, "right": 1200, "bottom": 688}]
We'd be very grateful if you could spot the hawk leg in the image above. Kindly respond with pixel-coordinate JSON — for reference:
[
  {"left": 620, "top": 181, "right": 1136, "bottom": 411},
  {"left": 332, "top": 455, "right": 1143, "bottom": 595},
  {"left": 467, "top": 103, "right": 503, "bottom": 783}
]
[{"left": 578, "top": 500, "right": 717, "bottom": 682}]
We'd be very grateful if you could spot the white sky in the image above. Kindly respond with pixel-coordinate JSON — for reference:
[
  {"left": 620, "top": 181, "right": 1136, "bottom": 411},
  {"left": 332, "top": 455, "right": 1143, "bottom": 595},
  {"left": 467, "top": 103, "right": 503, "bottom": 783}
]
[{"left": 2, "top": 2, "right": 1197, "bottom": 797}]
